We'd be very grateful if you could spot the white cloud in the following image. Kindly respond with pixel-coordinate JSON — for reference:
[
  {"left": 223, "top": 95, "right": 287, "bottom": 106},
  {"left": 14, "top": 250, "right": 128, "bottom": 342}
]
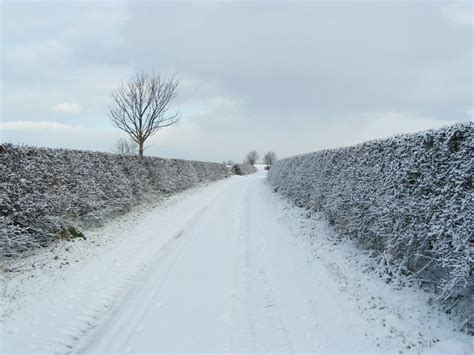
[
  {"left": 1, "top": 122, "right": 120, "bottom": 153},
  {"left": 1, "top": 120, "right": 81, "bottom": 131},
  {"left": 1, "top": 2, "right": 472, "bottom": 161},
  {"left": 5, "top": 39, "right": 71, "bottom": 69},
  {"left": 52, "top": 103, "right": 82, "bottom": 113}
]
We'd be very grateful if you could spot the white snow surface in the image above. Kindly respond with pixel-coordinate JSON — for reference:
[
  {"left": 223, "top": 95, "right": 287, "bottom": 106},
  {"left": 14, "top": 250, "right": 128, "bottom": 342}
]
[{"left": 1, "top": 172, "right": 473, "bottom": 353}]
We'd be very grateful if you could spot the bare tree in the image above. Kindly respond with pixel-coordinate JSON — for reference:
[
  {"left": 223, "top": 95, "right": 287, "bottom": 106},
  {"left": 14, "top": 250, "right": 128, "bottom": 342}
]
[
  {"left": 263, "top": 151, "right": 277, "bottom": 169},
  {"left": 245, "top": 150, "right": 259, "bottom": 165},
  {"left": 109, "top": 72, "right": 179, "bottom": 158},
  {"left": 114, "top": 137, "right": 137, "bottom": 155}
]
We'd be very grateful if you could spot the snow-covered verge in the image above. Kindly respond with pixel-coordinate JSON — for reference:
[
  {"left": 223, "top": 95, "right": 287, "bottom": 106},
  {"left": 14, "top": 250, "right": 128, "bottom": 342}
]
[
  {"left": 0, "top": 144, "right": 229, "bottom": 257},
  {"left": 2, "top": 174, "right": 472, "bottom": 353},
  {"left": 231, "top": 163, "right": 257, "bottom": 175},
  {"left": 262, "top": 184, "right": 473, "bottom": 353},
  {"left": 0, "top": 179, "right": 234, "bottom": 352},
  {"left": 267, "top": 122, "right": 473, "bottom": 333}
]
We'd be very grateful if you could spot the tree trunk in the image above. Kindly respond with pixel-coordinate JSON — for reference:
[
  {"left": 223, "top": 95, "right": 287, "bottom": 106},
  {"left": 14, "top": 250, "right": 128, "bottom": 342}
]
[{"left": 139, "top": 140, "right": 144, "bottom": 158}]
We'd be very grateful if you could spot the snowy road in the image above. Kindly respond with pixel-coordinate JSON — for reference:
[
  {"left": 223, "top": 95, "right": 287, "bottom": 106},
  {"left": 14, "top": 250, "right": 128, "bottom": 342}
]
[
  {"left": 80, "top": 172, "right": 295, "bottom": 353},
  {"left": 2, "top": 172, "right": 472, "bottom": 353}
]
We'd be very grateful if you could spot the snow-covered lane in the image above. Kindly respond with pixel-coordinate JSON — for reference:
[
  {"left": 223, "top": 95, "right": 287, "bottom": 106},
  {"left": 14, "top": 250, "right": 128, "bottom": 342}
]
[
  {"left": 81, "top": 175, "right": 260, "bottom": 352},
  {"left": 80, "top": 173, "right": 295, "bottom": 353},
  {"left": 2, "top": 172, "right": 473, "bottom": 353},
  {"left": 1, "top": 178, "right": 235, "bottom": 353}
]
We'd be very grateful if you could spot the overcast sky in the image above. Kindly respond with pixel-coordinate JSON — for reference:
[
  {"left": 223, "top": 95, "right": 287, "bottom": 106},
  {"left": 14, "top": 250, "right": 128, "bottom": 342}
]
[{"left": 1, "top": 1, "right": 472, "bottom": 162}]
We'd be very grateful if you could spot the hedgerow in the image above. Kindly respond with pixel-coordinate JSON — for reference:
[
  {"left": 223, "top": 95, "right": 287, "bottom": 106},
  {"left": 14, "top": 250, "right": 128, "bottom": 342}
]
[
  {"left": 0, "top": 145, "right": 229, "bottom": 256},
  {"left": 267, "top": 122, "right": 473, "bottom": 333},
  {"left": 231, "top": 164, "right": 257, "bottom": 175}
]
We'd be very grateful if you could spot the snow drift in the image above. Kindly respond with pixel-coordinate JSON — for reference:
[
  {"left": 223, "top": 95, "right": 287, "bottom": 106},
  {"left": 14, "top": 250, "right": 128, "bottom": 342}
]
[
  {"left": 231, "top": 164, "right": 257, "bottom": 175},
  {"left": 267, "top": 122, "right": 473, "bottom": 333},
  {"left": 0, "top": 144, "right": 229, "bottom": 257}
]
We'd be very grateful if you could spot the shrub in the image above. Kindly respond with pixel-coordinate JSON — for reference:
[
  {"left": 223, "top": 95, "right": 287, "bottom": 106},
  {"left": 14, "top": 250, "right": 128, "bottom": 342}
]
[
  {"left": 0, "top": 145, "right": 229, "bottom": 256},
  {"left": 231, "top": 164, "right": 257, "bottom": 175},
  {"left": 267, "top": 122, "right": 473, "bottom": 333}
]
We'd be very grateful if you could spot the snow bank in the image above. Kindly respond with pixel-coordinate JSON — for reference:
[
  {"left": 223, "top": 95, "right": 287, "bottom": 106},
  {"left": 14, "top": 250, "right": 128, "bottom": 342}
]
[
  {"left": 0, "top": 144, "right": 229, "bottom": 257},
  {"left": 231, "top": 163, "right": 257, "bottom": 175},
  {"left": 267, "top": 122, "right": 473, "bottom": 333}
]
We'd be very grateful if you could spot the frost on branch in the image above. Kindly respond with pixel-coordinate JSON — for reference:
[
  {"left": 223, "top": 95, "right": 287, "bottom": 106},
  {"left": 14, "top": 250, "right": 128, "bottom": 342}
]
[
  {"left": 267, "top": 122, "right": 473, "bottom": 333},
  {"left": 0, "top": 145, "right": 229, "bottom": 257}
]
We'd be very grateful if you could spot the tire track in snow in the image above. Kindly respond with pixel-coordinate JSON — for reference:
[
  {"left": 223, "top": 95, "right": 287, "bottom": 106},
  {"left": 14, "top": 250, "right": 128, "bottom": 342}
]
[
  {"left": 249, "top": 182, "right": 294, "bottom": 354},
  {"left": 229, "top": 177, "right": 294, "bottom": 353},
  {"left": 254, "top": 264, "right": 294, "bottom": 354},
  {"left": 65, "top": 185, "right": 227, "bottom": 353},
  {"left": 230, "top": 179, "right": 256, "bottom": 352},
  {"left": 5, "top": 174, "right": 472, "bottom": 353}
]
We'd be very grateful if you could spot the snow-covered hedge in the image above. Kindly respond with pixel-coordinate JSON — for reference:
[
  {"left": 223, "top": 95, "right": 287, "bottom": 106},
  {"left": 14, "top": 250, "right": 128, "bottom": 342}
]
[
  {"left": 231, "top": 164, "right": 257, "bottom": 175},
  {"left": 267, "top": 122, "right": 473, "bottom": 332},
  {"left": 0, "top": 144, "right": 229, "bottom": 256}
]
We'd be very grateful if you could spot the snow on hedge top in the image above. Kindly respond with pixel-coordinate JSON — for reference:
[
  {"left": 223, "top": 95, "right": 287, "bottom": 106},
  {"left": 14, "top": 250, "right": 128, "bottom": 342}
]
[
  {"left": 0, "top": 144, "right": 229, "bottom": 256},
  {"left": 267, "top": 122, "right": 473, "bottom": 333}
]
